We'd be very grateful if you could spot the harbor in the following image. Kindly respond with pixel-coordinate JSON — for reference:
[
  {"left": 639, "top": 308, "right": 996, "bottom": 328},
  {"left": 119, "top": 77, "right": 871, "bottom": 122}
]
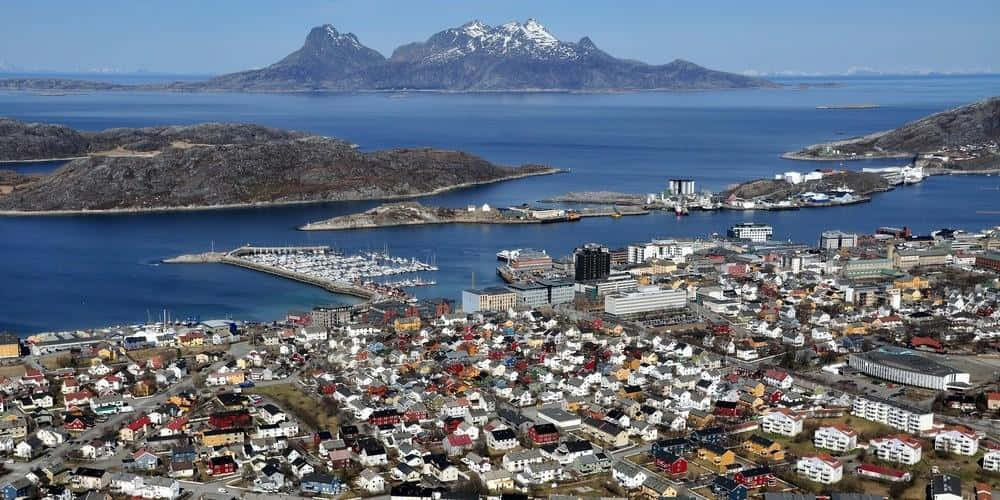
[{"left": 164, "top": 245, "right": 439, "bottom": 301}]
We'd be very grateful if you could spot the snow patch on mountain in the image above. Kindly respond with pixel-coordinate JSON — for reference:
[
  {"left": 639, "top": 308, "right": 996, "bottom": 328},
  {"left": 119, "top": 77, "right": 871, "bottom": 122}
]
[{"left": 423, "top": 19, "right": 583, "bottom": 63}]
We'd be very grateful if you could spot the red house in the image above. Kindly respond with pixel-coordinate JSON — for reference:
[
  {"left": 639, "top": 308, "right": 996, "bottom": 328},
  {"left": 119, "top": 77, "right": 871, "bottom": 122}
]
[
  {"left": 209, "top": 410, "right": 252, "bottom": 429},
  {"left": 319, "top": 383, "right": 337, "bottom": 395},
  {"left": 443, "top": 417, "right": 464, "bottom": 434},
  {"left": 735, "top": 466, "right": 775, "bottom": 488},
  {"left": 64, "top": 417, "right": 90, "bottom": 432},
  {"left": 208, "top": 455, "right": 237, "bottom": 476},
  {"left": 528, "top": 423, "right": 560, "bottom": 445},
  {"left": 368, "top": 409, "right": 402, "bottom": 426},
  {"left": 655, "top": 453, "right": 688, "bottom": 475},
  {"left": 404, "top": 408, "right": 428, "bottom": 422},
  {"left": 713, "top": 401, "right": 742, "bottom": 418}
]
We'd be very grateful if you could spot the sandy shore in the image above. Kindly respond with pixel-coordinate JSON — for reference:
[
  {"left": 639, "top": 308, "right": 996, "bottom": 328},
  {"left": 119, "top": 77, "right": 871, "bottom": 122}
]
[{"left": 0, "top": 168, "right": 562, "bottom": 216}]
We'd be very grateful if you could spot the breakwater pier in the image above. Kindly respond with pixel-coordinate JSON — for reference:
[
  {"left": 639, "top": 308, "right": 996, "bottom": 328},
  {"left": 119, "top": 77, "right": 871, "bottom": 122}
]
[{"left": 163, "top": 245, "right": 440, "bottom": 301}]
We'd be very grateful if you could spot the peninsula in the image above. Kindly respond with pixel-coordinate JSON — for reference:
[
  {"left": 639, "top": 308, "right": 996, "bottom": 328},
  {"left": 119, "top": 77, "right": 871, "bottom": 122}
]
[
  {"left": 299, "top": 201, "right": 648, "bottom": 231},
  {"left": 784, "top": 96, "right": 1000, "bottom": 172},
  {"left": 0, "top": 20, "right": 776, "bottom": 92},
  {"left": 0, "top": 119, "right": 558, "bottom": 213}
]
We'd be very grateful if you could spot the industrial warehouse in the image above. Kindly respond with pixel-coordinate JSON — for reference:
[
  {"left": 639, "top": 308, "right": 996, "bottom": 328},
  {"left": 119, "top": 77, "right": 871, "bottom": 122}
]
[{"left": 848, "top": 346, "right": 972, "bottom": 390}]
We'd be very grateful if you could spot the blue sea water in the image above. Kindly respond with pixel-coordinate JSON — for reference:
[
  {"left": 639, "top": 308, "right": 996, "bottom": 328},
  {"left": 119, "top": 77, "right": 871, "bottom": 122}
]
[{"left": 1, "top": 75, "right": 998, "bottom": 333}]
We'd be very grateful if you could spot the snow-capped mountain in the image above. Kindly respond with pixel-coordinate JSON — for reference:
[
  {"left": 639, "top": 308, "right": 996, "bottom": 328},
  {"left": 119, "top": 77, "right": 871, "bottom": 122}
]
[
  {"left": 196, "top": 20, "right": 775, "bottom": 91},
  {"left": 390, "top": 19, "right": 597, "bottom": 63}
]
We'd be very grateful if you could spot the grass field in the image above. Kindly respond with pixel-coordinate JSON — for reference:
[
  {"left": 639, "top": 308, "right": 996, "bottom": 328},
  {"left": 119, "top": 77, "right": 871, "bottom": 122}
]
[
  {"left": 247, "top": 383, "right": 339, "bottom": 433},
  {"left": 0, "top": 364, "right": 26, "bottom": 378}
]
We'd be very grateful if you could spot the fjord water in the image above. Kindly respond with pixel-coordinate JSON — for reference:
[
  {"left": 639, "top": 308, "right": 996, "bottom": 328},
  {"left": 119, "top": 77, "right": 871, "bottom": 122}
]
[{"left": 1, "top": 75, "right": 998, "bottom": 333}]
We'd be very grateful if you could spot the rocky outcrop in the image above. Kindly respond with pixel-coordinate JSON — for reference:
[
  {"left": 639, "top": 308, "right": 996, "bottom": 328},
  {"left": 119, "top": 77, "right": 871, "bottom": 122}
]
[
  {"left": 0, "top": 120, "right": 556, "bottom": 212},
  {"left": 724, "top": 171, "right": 890, "bottom": 200},
  {"left": 788, "top": 97, "right": 1000, "bottom": 169}
]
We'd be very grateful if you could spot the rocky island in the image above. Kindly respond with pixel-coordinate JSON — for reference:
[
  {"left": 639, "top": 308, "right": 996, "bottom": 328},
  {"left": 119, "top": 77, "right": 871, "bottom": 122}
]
[
  {"left": 300, "top": 201, "right": 648, "bottom": 231},
  {"left": 785, "top": 96, "right": 1000, "bottom": 173},
  {"left": 0, "top": 20, "right": 776, "bottom": 92},
  {"left": 0, "top": 119, "right": 558, "bottom": 213}
]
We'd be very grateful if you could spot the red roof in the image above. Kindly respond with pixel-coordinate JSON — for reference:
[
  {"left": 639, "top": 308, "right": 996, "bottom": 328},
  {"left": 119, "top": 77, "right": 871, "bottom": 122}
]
[
  {"left": 763, "top": 369, "right": 787, "bottom": 381},
  {"left": 166, "top": 417, "right": 189, "bottom": 431},
  {"left": 446, "top": 433, "right": 472, "bottom": 447},
  {"left": 126, "top": 415, "right": 151, "bottom": 431},
  {"left": 910, "top": 336, "right": 942, "bottom": 349},
  {"left": 65, "top": 390, "right": 92, "bottom": 402},
  {"left": 987, "top": 392, "right": 1000, "bottom": 401},
  {"left": 856, "top": 463, "right": 907, "bottom": 478}
]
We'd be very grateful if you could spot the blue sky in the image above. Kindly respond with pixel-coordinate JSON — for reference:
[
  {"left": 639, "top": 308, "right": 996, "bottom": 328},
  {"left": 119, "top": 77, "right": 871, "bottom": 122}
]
[{"left": 1, "top": 0, "right": 997, "bottom": 75}]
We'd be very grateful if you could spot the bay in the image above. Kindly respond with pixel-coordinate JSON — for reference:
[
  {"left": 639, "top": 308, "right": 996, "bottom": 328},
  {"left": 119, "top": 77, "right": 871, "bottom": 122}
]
[{"left": 1, "top": 75, "right": 998, "bottom": 333}]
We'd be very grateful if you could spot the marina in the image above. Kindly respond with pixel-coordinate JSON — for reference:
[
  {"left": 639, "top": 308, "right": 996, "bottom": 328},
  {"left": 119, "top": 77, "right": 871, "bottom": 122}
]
[{"left": 164, "top": 245, "right": 439, "bottom": 302}]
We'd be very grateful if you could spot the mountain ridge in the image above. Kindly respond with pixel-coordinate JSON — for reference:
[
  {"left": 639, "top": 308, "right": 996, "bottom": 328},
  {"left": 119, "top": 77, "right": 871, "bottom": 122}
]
[{"left": 0, "top": 19, "right": 777, "bottom": 92}]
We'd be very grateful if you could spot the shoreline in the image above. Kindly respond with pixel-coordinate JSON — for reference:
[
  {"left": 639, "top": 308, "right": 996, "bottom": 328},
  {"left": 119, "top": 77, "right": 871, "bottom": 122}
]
[
  {"left": 780, "top": 151, "right": 912, "bottom": 161},
  {"left": 300, "top": 205, "right": 649, "bottom": 231},
  {"left": 0, "top": 156, "right": 85, "bottom": 164},
  {"left": 0, "top": 168, "right": 562, "bottom": 216}
]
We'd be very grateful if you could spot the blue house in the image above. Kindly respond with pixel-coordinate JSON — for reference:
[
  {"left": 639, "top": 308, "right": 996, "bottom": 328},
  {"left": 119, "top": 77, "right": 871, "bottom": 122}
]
[
  {"left": 711, "top": 476, "right": 747, "bottom": 500},
  {"left": 300, "top": 473, "right": 343, "bottom": 495},
  {"left": 651, "top": 437, "right": 689, "bottom": 457},
  {"left": 172, "top": 445, "right": 196, "bottom": 463},
  {"left": 131, "top": 449, "right": 160, "bottom": 470},
  {"left": 2, "top": 478, "right": 34, "bottom": 500}
]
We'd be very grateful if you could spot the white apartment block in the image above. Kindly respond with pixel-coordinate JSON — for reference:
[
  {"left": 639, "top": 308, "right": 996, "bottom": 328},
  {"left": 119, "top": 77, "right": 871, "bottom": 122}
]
[
  {"left": 795, "top": 454, "right": 843, "bottom": 484},
  {"left": 983, "top": 449, "right": 1000, "bottom": 472},
  {"left": 761, "top": 409, "right": 804, "bottom": 437},
  {"left": 813, "top": 426, "right": 858, "bottom": 453},
  {"left": 869, "top": 435, "right": 923, "bottom": 465},
  {"left": 851, "top": 396, "right": 934, "bottom": 433},
  {"left": 934, "top": 428, "right": 979, "bottom": 456}
]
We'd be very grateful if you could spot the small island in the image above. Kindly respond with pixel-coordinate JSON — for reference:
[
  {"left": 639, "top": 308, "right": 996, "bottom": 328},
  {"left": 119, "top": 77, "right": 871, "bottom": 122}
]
[
  {"left": 785, "top": 96, "right": 1000, "bottom": 173},
  {"left": 0, "top": 119, "right": 559, "bottom": 214},
  {"left": 299, "top": 201, "right": 648, "bottom": 231}
]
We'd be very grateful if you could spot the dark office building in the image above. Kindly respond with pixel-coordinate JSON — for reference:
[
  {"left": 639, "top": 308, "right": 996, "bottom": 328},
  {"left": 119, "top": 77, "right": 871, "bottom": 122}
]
[{"left": 574, "top": 244, "right": 611, "bottom": 281}]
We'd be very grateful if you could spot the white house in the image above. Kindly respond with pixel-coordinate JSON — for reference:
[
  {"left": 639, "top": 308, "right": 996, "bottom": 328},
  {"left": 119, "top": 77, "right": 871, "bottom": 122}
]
[
  {"left": 870, "top": 435, "right": 923, "bottom": 465},
  {"left": 761, "top": 409, "right": 804, "bottom": 436},
  {"left": 934, "top": 427, "right": 979, "bottom": 456},
  {"left": 795, "top": 454, "right": 843, "bottom": 484},
  {"left": 611, "top": 461, "right": 646, "bottom": 490},
  {"left": 814, "top": 425, "right": 858, "bottom": 453},
  {"left": 983, "top": 449, "right": 1000, "bottom": 471}
]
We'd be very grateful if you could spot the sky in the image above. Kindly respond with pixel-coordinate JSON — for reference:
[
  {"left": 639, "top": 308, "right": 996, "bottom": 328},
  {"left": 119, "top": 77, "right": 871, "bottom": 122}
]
[{"left": 1, "top": 0, "right": 998, "bottom": 75}]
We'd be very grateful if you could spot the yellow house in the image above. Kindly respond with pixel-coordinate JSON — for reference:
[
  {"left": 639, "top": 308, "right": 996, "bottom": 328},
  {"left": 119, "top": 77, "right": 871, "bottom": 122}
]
[
  {"left": 202, "top": 429, "right": 245, "bottom": 447},
  {"left": 225, "top": 371, "right": 246, "bottom": 385},
  {"left": 697, "top": 444, "right": 736, "bottom": 471},
  {"left": 613, "top": 367, "right": 632, "bottom": 381},
  {"left": 742, "top": 382, "right": 765, "bottom": 397},
  {"left": 178, "top": 332, "right": 205, "bottom": 347},
  {"left": 641, "top": 479, "right": 677, "bottom": 499},
  {"left": 97, "top": 346, "right": 119, "bottom": 361},
  {"left": 0, "top": 334, "right": 19, "bottom": 359},
  {"left": 394, "top": 316, "right": 421, "bottom": 332},
  {"left": 688, "top": 411, "right": 715, "bottom": 430},
  {"left": 640, "top": 352, "right": 659, "bottom": 364},
  {"left": 842, "top": 324, "right": 869, "bottom": 335},
  {"left": 743, "top": 434, "right": 785, "bottom": 461},
  {"left": 563, "top": 400, "right": 582, "bottom": 412}
]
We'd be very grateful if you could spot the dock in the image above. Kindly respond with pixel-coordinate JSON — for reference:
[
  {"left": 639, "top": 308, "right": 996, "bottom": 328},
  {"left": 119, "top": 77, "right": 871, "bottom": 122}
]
[{"left": 164, "top": 246, "right": 378, "bottom": 301}]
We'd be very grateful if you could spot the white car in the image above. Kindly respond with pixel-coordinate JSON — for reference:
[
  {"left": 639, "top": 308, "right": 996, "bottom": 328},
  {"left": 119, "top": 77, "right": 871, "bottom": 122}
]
[{"left": 217, "top": 488, "right": 228, "bottom": 493}]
